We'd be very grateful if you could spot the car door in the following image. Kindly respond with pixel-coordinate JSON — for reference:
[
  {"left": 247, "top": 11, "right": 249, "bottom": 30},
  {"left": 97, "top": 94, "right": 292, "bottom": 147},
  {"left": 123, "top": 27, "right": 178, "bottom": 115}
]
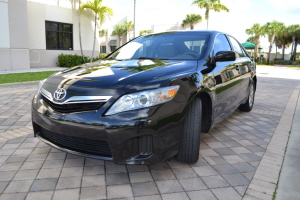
[
  {"left": 227, "top": 35, "right": 252, "bottom": 104},
  {"left": 211, "top": 34, "right": 241, "bottom": 124}
]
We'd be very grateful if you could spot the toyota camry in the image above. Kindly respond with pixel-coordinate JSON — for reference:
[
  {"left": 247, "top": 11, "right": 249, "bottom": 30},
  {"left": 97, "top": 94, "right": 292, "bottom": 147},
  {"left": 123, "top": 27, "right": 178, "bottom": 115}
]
[{"left": 32, "top": 31, "right": 256, "bottom": 164}]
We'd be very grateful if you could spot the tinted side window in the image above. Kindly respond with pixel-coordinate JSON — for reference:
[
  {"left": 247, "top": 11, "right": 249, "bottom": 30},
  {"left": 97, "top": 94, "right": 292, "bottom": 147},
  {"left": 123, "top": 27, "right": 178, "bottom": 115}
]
[
  {"left": 213, "top": 34, "right": 231, "bottom": 56},
  {"left": 228, "top": 36, "right": 245, "bottom": 58}
]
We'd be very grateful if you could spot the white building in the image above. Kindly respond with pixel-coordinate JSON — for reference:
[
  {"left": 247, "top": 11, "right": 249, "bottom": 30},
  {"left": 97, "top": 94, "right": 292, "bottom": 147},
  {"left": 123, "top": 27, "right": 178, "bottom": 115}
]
[
  {"left": 0, "top": 0, "right": 99, "bottom": 71},
  {"left": 0, "top": 0, "right": 201, "bottom": 71},
  {"left": 98, "top": 1, "right": 195, "bottom": 55}
]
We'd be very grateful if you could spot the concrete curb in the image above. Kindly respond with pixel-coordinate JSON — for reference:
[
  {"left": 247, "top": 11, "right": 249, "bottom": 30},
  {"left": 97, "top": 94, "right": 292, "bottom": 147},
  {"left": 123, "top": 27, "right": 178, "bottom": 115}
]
[
  {"left": 257, "top": 65, "right": 300, "bottom": 70},
  {"left": 276, "top": 86, "right": 300, "bottom": 200},
  {"left": 0, "top": 81, "right": 39, "bottom": 92},
  {"left": 243, "top": 85, "right": 300, "bottom": 200}
]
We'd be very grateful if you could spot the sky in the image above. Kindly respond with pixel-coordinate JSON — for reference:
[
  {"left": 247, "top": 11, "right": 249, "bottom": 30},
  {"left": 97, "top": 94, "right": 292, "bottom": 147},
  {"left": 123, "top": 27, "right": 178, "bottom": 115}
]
[{"left": 102, "top": 0, "right": 300, "bottom": 53}]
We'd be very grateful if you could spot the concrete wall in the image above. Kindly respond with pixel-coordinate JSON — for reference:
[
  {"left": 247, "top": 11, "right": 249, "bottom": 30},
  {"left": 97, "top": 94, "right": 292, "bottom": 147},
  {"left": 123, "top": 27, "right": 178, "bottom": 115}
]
[
  {"left": 0, "top": 0, "right": 30, "bottom": 71},
  {"left": 259, "top": 53, "right": 290, "bottom": 61},
  {"left": 0, "top": 0, "right": 99, "bottom": 70},
  {"left": 27, "top": 0, "right": 98, "bottom": 67}
]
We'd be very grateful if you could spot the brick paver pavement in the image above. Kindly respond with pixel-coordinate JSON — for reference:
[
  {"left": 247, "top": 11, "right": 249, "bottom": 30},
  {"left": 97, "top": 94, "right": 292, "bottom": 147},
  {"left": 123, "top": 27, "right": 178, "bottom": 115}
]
[{"left": 0, "top": 66, "right": 300, "bottom": 200}]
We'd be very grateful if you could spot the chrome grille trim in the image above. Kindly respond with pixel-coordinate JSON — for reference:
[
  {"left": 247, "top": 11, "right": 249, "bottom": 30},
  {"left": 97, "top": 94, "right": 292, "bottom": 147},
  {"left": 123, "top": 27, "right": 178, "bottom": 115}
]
[
  {"left": 40, "top": 88, "right": 112, "bottom": 104},
  {"left": 41, "top": 88, "right": 53, "bottom": 101}
]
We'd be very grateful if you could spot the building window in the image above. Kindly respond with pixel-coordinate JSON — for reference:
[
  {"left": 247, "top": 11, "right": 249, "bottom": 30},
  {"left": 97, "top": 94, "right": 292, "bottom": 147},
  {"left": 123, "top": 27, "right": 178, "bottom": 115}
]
[
  {"left": 110, "top": 46, "right": 117, "bottom": 52},
  {"left": 100, "top": 46, "right": 106, "bottom": 53},
  {"left": 45, "top": 21, "right": 73, "bottom": 50}
]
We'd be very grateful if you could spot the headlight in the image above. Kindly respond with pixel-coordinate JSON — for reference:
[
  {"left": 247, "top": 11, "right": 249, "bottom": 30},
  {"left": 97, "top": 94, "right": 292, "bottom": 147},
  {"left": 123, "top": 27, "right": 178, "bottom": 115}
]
[
  {"left": 106, "top": 85, "right": 180, "bottom": 115},
  {"left": 33, "top": 79, "right": 47, "bottom": 102},
  {"left": 35, "top": 79, "right": 47, "bottom": 97},
  {"left": 38, "top": 79, "right": 47, "bottom": 93}
]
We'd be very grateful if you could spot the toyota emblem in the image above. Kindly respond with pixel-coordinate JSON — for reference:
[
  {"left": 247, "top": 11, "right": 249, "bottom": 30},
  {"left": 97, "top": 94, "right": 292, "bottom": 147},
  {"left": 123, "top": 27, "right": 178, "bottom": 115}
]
[{"left": 53, "top": 88, "right": 67, "bottom": 101}]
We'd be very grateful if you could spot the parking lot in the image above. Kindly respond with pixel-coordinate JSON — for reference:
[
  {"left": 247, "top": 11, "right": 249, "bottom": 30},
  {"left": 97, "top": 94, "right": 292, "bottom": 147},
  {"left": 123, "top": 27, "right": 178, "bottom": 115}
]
[{"left": 0, "top": 66, "right": 300, "bottom": 200}]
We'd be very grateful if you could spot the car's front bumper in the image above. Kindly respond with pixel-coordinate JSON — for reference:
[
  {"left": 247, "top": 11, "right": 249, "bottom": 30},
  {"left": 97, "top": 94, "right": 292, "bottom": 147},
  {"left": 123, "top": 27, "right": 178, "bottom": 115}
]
[{"left": 32, "top": 94, "right": 186, "bottom": 164}]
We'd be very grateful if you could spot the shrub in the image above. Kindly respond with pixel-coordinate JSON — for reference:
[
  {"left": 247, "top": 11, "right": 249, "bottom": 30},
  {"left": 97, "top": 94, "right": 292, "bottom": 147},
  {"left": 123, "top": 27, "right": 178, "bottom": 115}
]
[
  {"left": 256, "top": 61, "right": 268, "bottom": 65},
  {"left": 57, "top": 54, "right": 89, "bottom": 68},
  {"left": 57, "top": 53, "right": 109, "bottom": 68},
  {"left": 91, "top": 54, "right": 108, "bottom": 62},
  {"left": 99, "top": 54, "right": 108, "bottom": 59}
]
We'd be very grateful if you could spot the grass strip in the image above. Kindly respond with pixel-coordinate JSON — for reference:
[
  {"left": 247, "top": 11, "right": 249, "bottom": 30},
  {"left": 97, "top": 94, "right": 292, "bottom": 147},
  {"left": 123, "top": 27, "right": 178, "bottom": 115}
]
[
  {"left": 257, "top": 65, "right": 300, "bottom": 68},
  {"left": 0, "top": 71, "right": 59, "bottom": 84}
]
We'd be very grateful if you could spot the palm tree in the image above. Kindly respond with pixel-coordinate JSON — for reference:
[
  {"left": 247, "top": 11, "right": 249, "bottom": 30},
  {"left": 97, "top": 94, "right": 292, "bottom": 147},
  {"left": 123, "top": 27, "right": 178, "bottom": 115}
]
[
  {"left": 263, "top": 20, "right": 285, "bottom": 64},
  {"left": 246, "top": 23, "right": 265, "bottom": 62},
  {"left": 276, "top": 27, "right": 291, "bottom": 60},
  {"left": 124, "top": 20, "right": 134, "bottom": 41},
  {"left": 274, "top": 25, "right": 287, "bottom": 60},
  {"left": 112, "top": 25, "right": 127, "bottom": 46},
  {"left": 139, "top": 30, "right": 152, "bottom": 36},
  {"left": 99, "top": 29, "right": 107, "bottom": 36},
  {"left": 80, "top": 0, "right": 113, "bottom": 61},
  {"left": 181, "top": 14, "right": 202, "bottom": 30},
  {"left": 192, "top": 0, "right": 229, "bottom": 30},
  {"left": 246, "top": 36, "right": 255, "bottom": 44},
  {"left": 288, "top": 24, "right": 300, "bottom": 60}
]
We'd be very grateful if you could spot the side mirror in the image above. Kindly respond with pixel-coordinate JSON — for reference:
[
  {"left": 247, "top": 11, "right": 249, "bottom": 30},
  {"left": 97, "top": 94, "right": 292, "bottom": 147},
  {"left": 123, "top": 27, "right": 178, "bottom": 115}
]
[{"left": 215, "top": 51, "right": 236, "bottom": 62}]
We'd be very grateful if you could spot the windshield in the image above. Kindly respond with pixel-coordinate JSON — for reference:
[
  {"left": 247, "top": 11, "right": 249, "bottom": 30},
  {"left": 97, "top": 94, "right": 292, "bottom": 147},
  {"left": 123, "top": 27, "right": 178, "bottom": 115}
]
[{"left": 107, "top": 32, "right": 210, "bottom": 60}]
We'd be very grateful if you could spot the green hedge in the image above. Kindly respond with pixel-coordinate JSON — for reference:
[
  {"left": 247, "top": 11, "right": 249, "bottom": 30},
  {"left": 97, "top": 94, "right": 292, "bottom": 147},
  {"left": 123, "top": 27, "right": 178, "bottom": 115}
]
[
  {"left": 256, "top": 60, "right": 274, "bottom": 65},
  {"left": 57, "top": 53, "right": 108, "bottom": 68}
]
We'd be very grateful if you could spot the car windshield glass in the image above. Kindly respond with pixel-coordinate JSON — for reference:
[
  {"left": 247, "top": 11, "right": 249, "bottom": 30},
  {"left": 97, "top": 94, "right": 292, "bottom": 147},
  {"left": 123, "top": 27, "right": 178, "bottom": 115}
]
[{"left": 107, "top": 32, "right": 210, "bottom": 60}]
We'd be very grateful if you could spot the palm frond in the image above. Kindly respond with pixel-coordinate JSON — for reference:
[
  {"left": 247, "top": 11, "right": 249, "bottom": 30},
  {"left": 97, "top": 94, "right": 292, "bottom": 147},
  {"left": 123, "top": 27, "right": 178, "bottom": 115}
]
[
  {"left": 80, "top": 3, "right": 96, "bottom": 13},
  {"left": 181, "top": 14, "right": 202, "bottom": 30},
  {"left": 212, "top": 4, "right": 229, "bottom": 12}
]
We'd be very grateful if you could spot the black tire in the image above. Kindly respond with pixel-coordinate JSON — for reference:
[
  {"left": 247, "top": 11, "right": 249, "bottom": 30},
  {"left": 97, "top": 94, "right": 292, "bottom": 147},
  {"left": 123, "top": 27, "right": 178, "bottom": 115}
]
[
  {"left": 177, "top": 98, "right": 202, "bottom": 163},
  {"left": 239, "top": 81, "right": 255, "bottom": 112}
]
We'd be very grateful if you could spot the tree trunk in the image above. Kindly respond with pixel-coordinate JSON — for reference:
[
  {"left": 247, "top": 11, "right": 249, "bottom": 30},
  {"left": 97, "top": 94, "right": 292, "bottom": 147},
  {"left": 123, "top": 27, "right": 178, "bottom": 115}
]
[
  {"left": 134, "top": 0, "right": 136, "bottom": 38},
  {"left": 282, "top": 44, "right": 285, "bottom": 60},
  {"left": 206, "top": 9, "right": 209, "bottom": 30},
  {"left": 293, "top": 38, "right": 298, "bottom": 61},
  {"left": 91, "top": 14, "right": 97, "bottom": 62},
  {"left": 127, "top": 29, "right": 129, "bottom": 42},
  {"left": 291, "top": 36, "right": 296, "bottom": 60},
  {"left": 119, "top": 36, "right": 122, "bottom": 46},
  {"left": 191, "top": 24, "right": 194, "bottom": 30},
  {"left": 290, "top": 41, "right": 294, "bottom": 60},
  {"left": 206, "top": 19, "right": 209, "bottom": 30},
  {"left": 275, "top": 40, "right": 278, "bottom": 61},
  {"left": 254, "top": 36, "right": 259, "bottom": 61},
  {"left": 78, "top": 0, "right": 85, "bottom": 63},
  {"left": 267, "top": 35, "right": 275, "bottom": 65}
]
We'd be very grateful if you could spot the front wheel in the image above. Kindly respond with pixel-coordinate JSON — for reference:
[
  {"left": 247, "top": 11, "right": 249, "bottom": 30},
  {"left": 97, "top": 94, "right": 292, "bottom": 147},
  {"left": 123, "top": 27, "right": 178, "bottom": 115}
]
[
  {"left": 239, "top": 81, "right": 255, "bottom": 112},
  {"left": 177, "top": 98, "right": 202, "bottom": 163}
]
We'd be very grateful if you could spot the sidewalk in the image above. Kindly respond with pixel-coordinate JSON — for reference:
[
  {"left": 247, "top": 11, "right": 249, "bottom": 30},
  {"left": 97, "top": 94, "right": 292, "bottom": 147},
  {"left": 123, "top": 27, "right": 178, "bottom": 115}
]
[{"left": 0, "top": 66, "right": 300, "bottom": 199}]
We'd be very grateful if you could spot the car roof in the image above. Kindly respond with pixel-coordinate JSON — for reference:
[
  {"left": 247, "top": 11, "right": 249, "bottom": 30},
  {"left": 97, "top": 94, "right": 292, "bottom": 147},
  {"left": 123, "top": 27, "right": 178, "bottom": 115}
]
[{"left": 142, "top": 30, "right": 225, "bottom": 37}]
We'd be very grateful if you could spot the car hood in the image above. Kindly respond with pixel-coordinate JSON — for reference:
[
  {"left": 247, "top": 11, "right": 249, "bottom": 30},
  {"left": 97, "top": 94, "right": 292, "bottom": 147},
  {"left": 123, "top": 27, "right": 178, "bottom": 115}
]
[{"left": 45, "top": 59, "right": 198, "bottom": 92}]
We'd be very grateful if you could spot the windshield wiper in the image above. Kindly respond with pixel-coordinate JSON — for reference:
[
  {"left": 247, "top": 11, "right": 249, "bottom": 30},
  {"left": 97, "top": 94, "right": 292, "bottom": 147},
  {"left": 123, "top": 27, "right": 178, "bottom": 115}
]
[{"left": 137, "top": 57, "right": 170, "bottom": 60}]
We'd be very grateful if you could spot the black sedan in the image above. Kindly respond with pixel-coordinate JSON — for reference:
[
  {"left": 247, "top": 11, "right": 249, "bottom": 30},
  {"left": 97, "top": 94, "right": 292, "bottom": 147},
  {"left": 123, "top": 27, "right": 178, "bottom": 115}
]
[{"left": 32, "top": 31, "right": 256, "bottom": 164}]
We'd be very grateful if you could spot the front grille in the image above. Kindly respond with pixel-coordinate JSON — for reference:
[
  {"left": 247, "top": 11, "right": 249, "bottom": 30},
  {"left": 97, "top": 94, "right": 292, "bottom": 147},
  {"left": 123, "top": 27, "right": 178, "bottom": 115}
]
[
  {"left": 40, "top": 127, "right": 112, "bottom": 157},
  {"left": 42, "top": 96, "right": 105, "bottom": 113}
]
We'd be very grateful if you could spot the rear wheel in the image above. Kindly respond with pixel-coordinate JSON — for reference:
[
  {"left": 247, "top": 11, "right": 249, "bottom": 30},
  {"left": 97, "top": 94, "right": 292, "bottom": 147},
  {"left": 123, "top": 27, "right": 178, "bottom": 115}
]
[
  {"left": 177, "top": 98, "right": 202, "bottom": 163},
  {"left": 239, "top": 81, "right": 255, "bottom": 112}
]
